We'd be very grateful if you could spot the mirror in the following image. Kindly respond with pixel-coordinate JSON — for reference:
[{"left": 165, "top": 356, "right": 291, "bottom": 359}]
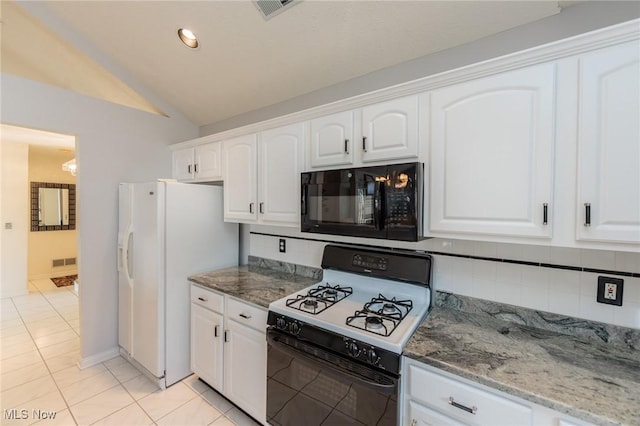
[{"left": 31, "top": 182, "right": 76, "bottom": 231}]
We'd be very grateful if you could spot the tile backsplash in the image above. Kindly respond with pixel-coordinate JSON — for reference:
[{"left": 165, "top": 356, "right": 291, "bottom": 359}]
[{"left": 248, "top": 230, "right": 640, "bottom": 330}]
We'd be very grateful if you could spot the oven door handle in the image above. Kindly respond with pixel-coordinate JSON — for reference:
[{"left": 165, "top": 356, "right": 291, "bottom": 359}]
[{"left": 267, "top": 329, "right": 397, "bottom": 393}]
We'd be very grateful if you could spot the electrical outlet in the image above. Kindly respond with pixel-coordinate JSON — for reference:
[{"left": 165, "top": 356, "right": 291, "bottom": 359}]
[
  {"left": 597, "top": 276, "right": 623, "bottom": 306},
  {"left": 279, "top": 239, "right": 286, "bottom": 253}
]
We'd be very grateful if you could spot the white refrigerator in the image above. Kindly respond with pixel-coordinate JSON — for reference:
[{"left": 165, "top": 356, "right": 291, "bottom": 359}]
[{"left": 117, "top": 180, "right": 238, "bottom": 388}]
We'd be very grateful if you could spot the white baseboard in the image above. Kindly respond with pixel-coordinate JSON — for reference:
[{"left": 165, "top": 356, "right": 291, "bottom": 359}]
[{"left": 77, "top": 347, "right": 120, "bottom": 370}]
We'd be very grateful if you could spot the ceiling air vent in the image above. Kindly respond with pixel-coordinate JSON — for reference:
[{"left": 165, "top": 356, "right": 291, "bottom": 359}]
[{"left": 254, "top": 0, "right": 299, "bottom": 20}]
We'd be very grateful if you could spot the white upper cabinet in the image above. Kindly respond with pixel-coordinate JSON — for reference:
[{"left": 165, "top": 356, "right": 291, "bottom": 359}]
[
  {"left": 172, "top": 142, "right": 223, "bottom": 182},
  {"left": 429, "top": 63, "right": 556, "bottom": 239},
  {"left": 259, "top": 123, "right": 304, "bottom": 225},
  {"left": 576, "top": 40, "right": 640, "bottom": 245},
  {"left": 172, "top": 148, "right": 194, "bottom": 181},
  {"left": 223, "top": 123, "right": 304, "bottom": 226},
  {"left": 308, "top": 95, "right": 420, "bottom": 169},
  {"left": 361, "top": 95, "right": 419, "bottom": 163},
  {"left": 309, "top": 110, "right": 355, "bottom": 168},
  {"left": 223, "top": 134, "right": 258, "bottom": 222}
]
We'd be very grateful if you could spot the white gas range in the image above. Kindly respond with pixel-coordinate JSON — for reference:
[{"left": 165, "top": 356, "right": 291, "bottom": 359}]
[
  {"left": 267, "top": 245, "right": 433, "bottom": 375},
  {"left": 266, "top": 245, "right": 432, "bottom": 426}
]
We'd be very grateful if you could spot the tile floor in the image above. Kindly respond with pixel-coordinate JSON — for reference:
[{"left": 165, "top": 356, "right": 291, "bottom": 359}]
[{"left": 1, "top": 279, "right": 261, "bottom": 426}]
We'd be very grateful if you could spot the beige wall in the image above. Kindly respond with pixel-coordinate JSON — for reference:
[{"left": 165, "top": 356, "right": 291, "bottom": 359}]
[
  {"left": 1, "top": 141, "right": 29, "bottom": 297},
  {"left": 28, "top": 145, "right": 77, "bottom": 279}
]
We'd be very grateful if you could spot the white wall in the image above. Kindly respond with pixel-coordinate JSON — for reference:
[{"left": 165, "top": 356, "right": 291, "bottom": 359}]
[
  {"left": 0, "top": 141, "right": 29, "bottom": 298},
  {"left": 2, "top": 73, "right": 198, "bottom": 364},
  {"left": 1, "top": 3, "right": 198, "bottom": 363}
]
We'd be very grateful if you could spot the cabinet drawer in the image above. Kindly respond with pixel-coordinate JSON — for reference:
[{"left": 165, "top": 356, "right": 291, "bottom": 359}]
[
  {"left": 226, "top": 297, "right": 267, "bottom": 332},
  {"left": 191, "top": 285, "right": 224, "bottom": 313},
  {"left": 408, "top": 364, "right": 532, "bottom": 425}
]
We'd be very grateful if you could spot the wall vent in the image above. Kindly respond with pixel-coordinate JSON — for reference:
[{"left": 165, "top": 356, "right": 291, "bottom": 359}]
[
  {"left": 65, "top": 258, "right": 76, "bottom": 266},
  {"left": 52, "top": 259, "right": 65, "bottom": 267},
  {"left": 254, "top": 0, "right": 299, "bottom": 20}
]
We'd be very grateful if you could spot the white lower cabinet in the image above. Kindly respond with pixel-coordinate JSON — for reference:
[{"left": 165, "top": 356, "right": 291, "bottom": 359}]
[
  {"left": 190, "top": 285, "right": 267, "bottom": 425},
  {"left": 224, "top": 318, "right": 267, "bottom": 422},
  {"left": 191, "top": 304, "right": 223, "bottom": 390},
  {"left": 403, "top": 358, "right": 592, "bottom": 426}
]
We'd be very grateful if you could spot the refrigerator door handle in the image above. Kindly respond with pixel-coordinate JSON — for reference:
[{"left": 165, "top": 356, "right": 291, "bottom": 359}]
[{"left": 123, "top": 226, "right": 134, "bottom": 284}]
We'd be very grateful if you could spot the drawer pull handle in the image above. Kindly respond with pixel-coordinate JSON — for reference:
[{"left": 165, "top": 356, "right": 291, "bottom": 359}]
[
  {"left": 224, "top": 330, "right": 229, "bottom": 342},
  {"left": 239, "top": 313, "right": 252, "bottom": 319},
  {"left": 197, "top": 297, "right": 207, "bottom": 302},
  {"left": 214, "top": 325, "right": 219, "bottom": 338},
  {"left": 448, "top": 397, "right": 477, "bottom": 415}
]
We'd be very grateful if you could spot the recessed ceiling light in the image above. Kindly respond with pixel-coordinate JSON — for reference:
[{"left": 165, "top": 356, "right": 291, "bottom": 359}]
[{"left": 178, "top": 28, "right": 199, "bottom": 49}]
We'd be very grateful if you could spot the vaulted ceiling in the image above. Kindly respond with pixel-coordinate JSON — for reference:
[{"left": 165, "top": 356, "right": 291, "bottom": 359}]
[{"left": 3, "top": 1, "right": 567, "bottom": 127}]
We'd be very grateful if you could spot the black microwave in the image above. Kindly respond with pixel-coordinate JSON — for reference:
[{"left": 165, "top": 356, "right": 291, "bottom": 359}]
[{"left": 301, "top": 162, "right": 423, "bottom": 242}]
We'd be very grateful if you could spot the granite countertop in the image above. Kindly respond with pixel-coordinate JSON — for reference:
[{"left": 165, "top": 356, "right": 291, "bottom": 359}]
[
  {"left": 188, "top": 263, "right": 319, "bottom": 309},
  {"left": 405, "top": 293, "right": 640, "bottom": 426}
]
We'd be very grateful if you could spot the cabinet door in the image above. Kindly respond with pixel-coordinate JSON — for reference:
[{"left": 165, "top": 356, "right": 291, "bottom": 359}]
[
  {"left": 223, "top": 319, "right": 266, "bottom": 424},
  {"left": 407, "top": 400, "right": 468, "bottom": 426},
  {"left": 190, "top": 304, "right": 223, "bottom": 391},
  {"left": 172, "top": 148, "right": 194, "bottom": 181},
  {"left": 223, "top": 134, "right": 258, "bottom": 222},
  {"left": 195, "top": 142, "right": 222, "bottom": 181},
  {"left": 361, "top": 95, "right": 419, "bottom": 163},
  {"left": 430, "top": 63, "right": 556, "bottom": 238},
  {"left": 309, "top": 110, "right": 355, "bottom": 168},
  {"left": 259, "top": 123, "right": 304, "bottom": 225},
  {"left": 576, "top": 41, "right": 640, "bottom": 244}
]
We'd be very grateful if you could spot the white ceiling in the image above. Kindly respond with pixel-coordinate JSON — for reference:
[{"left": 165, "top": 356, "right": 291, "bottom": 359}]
[
  {"left": 1, "top": 124, "right": 75, "bottom": 148},
  {"left": 19, "top": 1, "right": 564, "bottom": 127}
]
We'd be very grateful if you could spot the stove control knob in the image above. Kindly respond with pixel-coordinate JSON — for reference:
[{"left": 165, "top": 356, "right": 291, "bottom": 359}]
[
  {"left": 347, "top": 342, "right": 359, "bottom": 357},
  {"left": 275, "top": 317, "right": 286, "bottom": 330},
  {"left": 289, "top": 322, "right": 300, "bottom": 335},
  {"left": 367, "top": 349, "right": 378, "bottom": 364}
]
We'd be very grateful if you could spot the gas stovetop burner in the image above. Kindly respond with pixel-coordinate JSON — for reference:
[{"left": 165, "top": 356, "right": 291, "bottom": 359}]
[
  {"left": 365, "top": 316, "right": 384, "bottom": 330},
  {"left": 364, "top": 294, "right": 413, "bottom": 320},
  {"left": 285, "top": 284, "right": 353, "bottom": 315},
  {"left": 303, "top": 299, "right": 318, "bottom": 309}
]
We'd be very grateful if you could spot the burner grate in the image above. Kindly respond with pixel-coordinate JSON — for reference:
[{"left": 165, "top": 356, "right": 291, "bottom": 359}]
[
  {"left": 285, "top": 283, "right": 352, "bottom": 315},
  {"left": 346, "top": 294, "right": 413, "bottom": 337}
]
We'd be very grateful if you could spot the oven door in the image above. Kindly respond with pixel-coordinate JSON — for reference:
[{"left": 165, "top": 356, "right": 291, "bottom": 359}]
[
  {"left": 301, "top": 166, "right": 388, "bottom": 239},
  {"left": 267, "top": 328, "right": 398, "bottom": 426}
]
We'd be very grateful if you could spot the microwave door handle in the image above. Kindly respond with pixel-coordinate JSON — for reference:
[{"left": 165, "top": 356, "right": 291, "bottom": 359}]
[
  {"left": 374, "top": 181, "right": 386, "bottom": 231},
  {"left": 301, "top": 184, "right": 308, "bottom": 216}
]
